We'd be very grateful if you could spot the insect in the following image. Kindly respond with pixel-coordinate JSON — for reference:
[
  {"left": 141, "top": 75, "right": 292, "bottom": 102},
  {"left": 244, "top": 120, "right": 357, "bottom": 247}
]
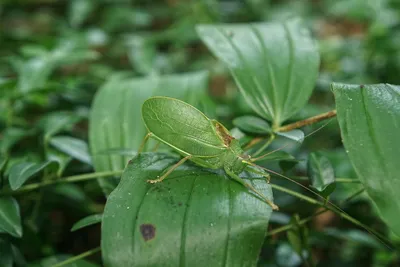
[{"left": 138, "top": 96, "right": 278, "bottom": 210}]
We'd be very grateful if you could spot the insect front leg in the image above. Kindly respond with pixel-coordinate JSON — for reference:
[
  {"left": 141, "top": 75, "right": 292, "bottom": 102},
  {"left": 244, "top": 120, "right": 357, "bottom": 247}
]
[
  {"left": 138, "top": 132, "right": 153, "bottom": 153},
  {"left": 224, "top": 168, "right": 278, "bottom": 210},
  {"left": 147, "top": 155, "right": 192, "bottom": 184}
]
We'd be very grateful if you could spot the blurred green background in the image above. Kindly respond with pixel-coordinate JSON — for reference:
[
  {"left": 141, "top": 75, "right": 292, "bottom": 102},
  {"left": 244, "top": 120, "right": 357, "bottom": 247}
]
[{"left": 1, "top": 0, "right": 400, "bottom": 266}]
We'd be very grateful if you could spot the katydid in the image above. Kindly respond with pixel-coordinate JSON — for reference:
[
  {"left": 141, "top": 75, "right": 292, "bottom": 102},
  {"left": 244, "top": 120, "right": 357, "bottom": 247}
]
[{"left": 138, "top": 96, "right": 278, "bottom": 210}]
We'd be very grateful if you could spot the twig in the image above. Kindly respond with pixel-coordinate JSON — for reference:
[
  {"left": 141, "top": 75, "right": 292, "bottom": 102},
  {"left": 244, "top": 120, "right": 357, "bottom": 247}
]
[{"left": 277, "top": 110, "right": 337, "bottom": 132}]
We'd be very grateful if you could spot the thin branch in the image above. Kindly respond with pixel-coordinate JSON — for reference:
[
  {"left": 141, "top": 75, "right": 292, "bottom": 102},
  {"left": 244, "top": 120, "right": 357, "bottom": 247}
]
[
  {"left": 269, "top": 184, "right": 392, "bottom": 248},
  {"left": 277, "top": 110, "right": 337, "bottom": 132},
  {"left": 0, "top": 170, "right": 123, "bottom": 196},
  {"left": 290, "top": 176, "right": 361, "bottom": 184},
  {"left": 52, "top": 247, "right": 101, "bottom": 267}
]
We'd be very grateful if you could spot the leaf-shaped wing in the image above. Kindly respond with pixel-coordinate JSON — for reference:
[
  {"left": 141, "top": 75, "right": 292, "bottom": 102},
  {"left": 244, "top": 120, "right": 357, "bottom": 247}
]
[{"left": 142, "top": 97, "right": 226, "bottom": 157}]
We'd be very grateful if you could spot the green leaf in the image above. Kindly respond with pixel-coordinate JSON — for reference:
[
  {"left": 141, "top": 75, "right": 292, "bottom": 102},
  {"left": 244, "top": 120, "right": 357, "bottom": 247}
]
[
  {"left": 0, "top": 197, "right": 22, "bottom": 237},
  {"left": 307, "top": 152, "right": 336, "bottom": 196},
  {"left": 102, "top": 153, "right": 273, "bottom": 266},
  {"left": 332, "top": 83, "right": 400, "bottom": 236},
  {"left": 50, "top": 136, "right": 91, "bottom": 165},
  {"left": 9, "top": 161, "right": 55, "bottom": 190},
  {"left": 0, "top": 238, "right": 13, "bottom": 267},
  {"left": 71, "top": 214, "right": 102, "bottom": 232},
  {"left": 40, "top": 112, "right": 82, "bottom": 141},
  {"left": 276, "top": 130, "right": 305, "bottom": 143},
  {"left": 89, "top": 71, "right": 209, "bottom": 196},
  {"left": 197, "top": 19, "right": 320, "bottom": 127},
  {"left": 232, "top": 115, "right": 271, "bottom": 134},
  {"left": 0, "top": 128, "right": 32, "bottom": 154},
  {"left": 126, "top": 35, "right": 157, "bottom": 75},
  {"left": 0, "top": 155, "right": 8, "bottom": 173},
  {"left": 29, "top": 255, "right": 99, "bottom": 267},
  {"left": 46, "top": 149, "right": 72, "bottom": 177}
]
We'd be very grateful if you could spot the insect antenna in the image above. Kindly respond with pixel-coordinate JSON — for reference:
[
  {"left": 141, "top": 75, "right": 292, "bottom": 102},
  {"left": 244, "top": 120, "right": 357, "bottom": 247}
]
[
  {"left": 250, "top": 120, "right": 333, "bottom": 162},
  {"left": 245, "top": 161, "right": 394, "bottom": 250}
]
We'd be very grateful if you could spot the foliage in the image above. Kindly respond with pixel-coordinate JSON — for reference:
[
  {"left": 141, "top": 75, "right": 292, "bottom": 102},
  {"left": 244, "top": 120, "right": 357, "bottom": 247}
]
[{"left": 0, "top": 1, "right": 399, "bottom": 266}]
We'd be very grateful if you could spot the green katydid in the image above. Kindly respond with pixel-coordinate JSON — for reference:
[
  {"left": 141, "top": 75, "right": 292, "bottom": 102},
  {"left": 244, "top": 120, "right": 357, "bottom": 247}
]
[{"left": 138, "top": 96, "right": 281, "bottom": 210}]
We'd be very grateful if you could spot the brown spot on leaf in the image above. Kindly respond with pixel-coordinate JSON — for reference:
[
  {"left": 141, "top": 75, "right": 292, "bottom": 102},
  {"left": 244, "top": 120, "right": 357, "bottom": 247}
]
[
  {"left": 360, "top": 84, "right": 364, "bottom": 89},
  {"left": 140, "top": 224, "right": 156, "bottom": 241}
]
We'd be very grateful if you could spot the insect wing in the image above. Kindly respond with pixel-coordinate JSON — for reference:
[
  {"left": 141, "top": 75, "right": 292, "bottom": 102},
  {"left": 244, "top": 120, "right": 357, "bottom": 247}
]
[{"left": 142, "top": 97, "right": 226, "bottom": 157}]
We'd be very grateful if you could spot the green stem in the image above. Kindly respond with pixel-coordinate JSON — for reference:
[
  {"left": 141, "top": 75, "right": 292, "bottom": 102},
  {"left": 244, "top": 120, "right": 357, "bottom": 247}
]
[
  {"left": 0, "top": 170, "right": 123, "bottom": 196},
  {"left": 267, "top": 188, "right": 367, "bottom": 237},
  {"left": 270, "top": 184, "right": 392, "bottom": 248},
  {"left": 252, "top": 134, "right": 275, "bottom": 157},
  {"left": 290, "top": 176, "right": 361, "bottom": 184},
  {"left": 52, "top": 247, "right": 101, "bottom": 267}
]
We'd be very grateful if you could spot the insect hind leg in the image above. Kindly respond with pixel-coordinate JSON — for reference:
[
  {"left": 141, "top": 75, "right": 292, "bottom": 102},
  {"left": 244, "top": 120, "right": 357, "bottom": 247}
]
[
  {"left": 224, "top": 167, "right": 278, "bottom": 210},
  {"left": 244, "top": 165, "right": 271, "bottom": 183}
]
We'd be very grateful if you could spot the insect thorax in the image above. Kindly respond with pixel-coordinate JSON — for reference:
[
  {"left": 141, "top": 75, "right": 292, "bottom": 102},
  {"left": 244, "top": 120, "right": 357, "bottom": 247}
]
[{"left": 223, "top": 139, "right": 247, "bottom": 174}]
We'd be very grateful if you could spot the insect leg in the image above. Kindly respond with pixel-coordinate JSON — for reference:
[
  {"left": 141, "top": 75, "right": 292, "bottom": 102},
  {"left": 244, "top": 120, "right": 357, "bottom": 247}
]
[
  {"left": 224, "top": 168, "right": 278, "bottom": 210},
  {"left": 244, "top": 165, "right": 271, "bottom": 183},
  {"left": 147, "top": 155, "right": 192, "bottom": 184},
  {"left": 138, "top": 132, "right": 153, "bottom": 153},
  {"left": 152, "top": 142, "right": 161, "bottom": 152}
]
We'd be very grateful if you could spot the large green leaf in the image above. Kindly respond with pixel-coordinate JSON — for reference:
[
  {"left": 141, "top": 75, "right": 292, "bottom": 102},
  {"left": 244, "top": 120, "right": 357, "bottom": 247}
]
[
  {"left": 89, "top": 71, "right": 209, "bottom": 195},
  {"left": 332, "top": 83, "right": 400, "bottom": 236},
  {"left": 0, "top": 197, "right": 22, "bottom": 237},
  {"left": 197, "top": 19, "right": 319, "bottom": 127},
  {"left": 102, "top": 153, "right": 273, "bottom": 267}
]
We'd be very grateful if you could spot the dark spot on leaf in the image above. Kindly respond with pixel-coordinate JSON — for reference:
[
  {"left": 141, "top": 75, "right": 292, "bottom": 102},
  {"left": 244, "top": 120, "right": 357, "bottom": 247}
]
[
  {"left": 178, "top": 202, "right": 182, "bottom": 206},
  {"left": 360, "top": 84, "right": 364, "bottom": 88},
  {"left": 140, "top": 224, "right": 156, "bottom": 241}
]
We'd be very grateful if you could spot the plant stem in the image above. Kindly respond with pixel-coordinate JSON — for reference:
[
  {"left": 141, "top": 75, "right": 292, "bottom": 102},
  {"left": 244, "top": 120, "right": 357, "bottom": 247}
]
[
  {"left": 0, "top": 170, "right": 123, "bottom": 196},
  {"left": 290, "top": 176, "right": 361, "bottom": 184},
  {"left": 276, "top": 110, "right": 337, "bottom": 132},
  {"left": 52, "top": 247, "right": 101, "bottom": 267},
  {"left": 269, "top": 184, "right": 392, "bottom": 248},
  {"left": 252, "top": 134, "right": 275, "bottom": 157},
  {"left": 267, "top": 208, "right": 327, "bottom": 237}
]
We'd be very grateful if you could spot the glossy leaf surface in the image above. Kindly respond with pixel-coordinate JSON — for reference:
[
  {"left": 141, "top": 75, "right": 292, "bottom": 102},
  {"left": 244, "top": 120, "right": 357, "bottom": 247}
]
[
  {"left": 233, "top": 115, "right": 271, "bottom": 135},
  {"left": 197, "top": 19, "right": 319, "bottom": 127},
  {"left": 332, "top": 83, "right": 400, "bottom": 236},
  {"left": 307, "top": 152, "right": 335, "bottom": 196},
  {"left": 89, "top": 71, "right": 209, "bottom": 195},
  {"left": 50, "top": 136, "right": 91, "bottom": 165},
  {"left": 102, "top": 153, "right": 273, "bottom": 267}
]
